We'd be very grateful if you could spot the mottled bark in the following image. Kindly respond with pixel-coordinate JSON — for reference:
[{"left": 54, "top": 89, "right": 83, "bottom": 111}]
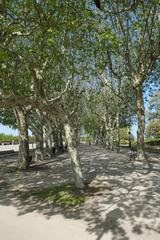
[
  {"left": 108, "top": 117, "right": 114, "bottom": 151},
  {"left": 64, "top": 122, "right": 84, "bottom": 189},
  {"left": 136, "top": 86, "right": 146, "bottom": 160},
  {"left": 33, "top": 124, "right": 44, "bottom": 162},
  {"left": 99, "top": 125, "right": 106, "bottom": 147},
  {"left": 44, "top": 123, "right": 54, "bottom": 157},
  {"left": 34, "top": 127, "right": 44, "bottom": 162},
  {"left": 15, "top": 107, "right": 29, "bottom": 170},
  {"left": 115, "top": 111, "right": 120, "bottom": 152},
  {"left": 45, "top": 134, "right": 54, "bottom": 157},
  {"left": 105, "top": 122, "right": 110, "bottom": 149}
]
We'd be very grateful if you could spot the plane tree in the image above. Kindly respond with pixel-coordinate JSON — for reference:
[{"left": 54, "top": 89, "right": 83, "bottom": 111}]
[
  {"left": 92, "top": 0, "right": 160, "bottom": 160},
  {"left": 0, "top": 0, "right": 100, "bottom": 188}
]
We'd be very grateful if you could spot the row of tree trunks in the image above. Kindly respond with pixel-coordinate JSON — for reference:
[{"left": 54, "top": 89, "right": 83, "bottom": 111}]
[
  {"left": 11, "top": 86, "right": 146, "bottom": 190},
  {"left": 104, "top": 85, "right": 145, "bottom": 160},
  {"left": 12, "top": 88, "right": 145, "bottom": 189},
  {"left": 104, "top": 113, "right": 120, "bottom": 152},
  {"left": 14, "top": 107, "right": 85, "bottom": 188},
  {"left": 14, "top": 89, "right": 145, "bottom": 189}
]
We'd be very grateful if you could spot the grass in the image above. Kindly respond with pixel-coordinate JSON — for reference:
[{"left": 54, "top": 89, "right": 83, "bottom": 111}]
[
  {"left": 4, "top": 165, "right": 19, "bottom": 173},
  {"left": 20, "top": 184, "right": 86, "bottom": 207}
]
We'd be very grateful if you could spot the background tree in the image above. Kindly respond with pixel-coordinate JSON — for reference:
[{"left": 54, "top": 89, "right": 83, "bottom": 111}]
[
  {"left": 147, "top": 90, "right": 160, "bottom": 121},
  {"left": 146, "top": 120, "right": 160, "bottom": 139},
  {"left": 92, "top": 0, "right": 160, "bottom": 160}
]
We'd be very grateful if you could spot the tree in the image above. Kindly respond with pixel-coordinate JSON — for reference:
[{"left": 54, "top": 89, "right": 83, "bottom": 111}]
[
  {"left": 0, "top": 0, "right": 99, "bottom": 188},
  {"left": 146, "top": 120, "right": 160, "bottom": 139},
  {"left": 147, "top": 90, "right": 160, "bottom": 121},
  {"left": 92, "top": 0, "right": 160, "bottom": 160},
  {"left": 146, "top": 90, "right": 160, "bottom": 139},
  {"left": 120, "top": 127, "right": 134, "bottom": 144},
  {"left": 0, "top": 109, "right": 17, "bottom": 129}
]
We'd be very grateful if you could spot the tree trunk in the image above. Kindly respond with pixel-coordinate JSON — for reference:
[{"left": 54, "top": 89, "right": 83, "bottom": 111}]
[
  {"left": 75, "top": 128, "right": 80, "bottom": 145},
  {"left": 108, "top": 117, "right": 114, "bottom": 151},
  {"left": 52, "top": 131, "right": 59, "bottom": 153},
  {"left": 104, "top": 119, "right": 110, "bottom": 149},
  {"left": 34, "top": 126, "right": 44, "bottom": 162},
  {"left": 100, "top": 125, "right": 106, "bottom": 147},
  {"left": 30, "top": 109, "right": 44, "bottom": 162},
  {"left": 45, "top": 134, "right": 54, "bottom": 157},
  {"left": 135, "top": 86, "right": 146, "bottom": 160},
  {"left": 115, "top": 111, "right": 120, "bottom": 152},
  {"left": 64, "top": 122, "right": 85, "bottom": 189},
  {"left": 44, "top": 123, "right": 54, "bottom": 157},
  {"left": 15, "top": 107, "right": 29, "bottom": 170},
  {"left": 57, "top": 130, "right": 64, "bottom": 153}
]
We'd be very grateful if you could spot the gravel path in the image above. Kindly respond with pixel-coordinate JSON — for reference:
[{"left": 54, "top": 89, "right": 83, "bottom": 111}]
[{"left": 0, "top": 144, "right": 160, "bottom": 240}]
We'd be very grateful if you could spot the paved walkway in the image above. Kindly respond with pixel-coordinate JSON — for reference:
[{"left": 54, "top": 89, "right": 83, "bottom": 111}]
[{"left": 0, "top": 145, "right": 160, "bottom": 240}]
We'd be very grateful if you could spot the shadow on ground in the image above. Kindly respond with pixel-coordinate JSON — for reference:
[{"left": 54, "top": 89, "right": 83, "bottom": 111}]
[{"left": 0, "top": 144, "right": 160, "bottom": 240}]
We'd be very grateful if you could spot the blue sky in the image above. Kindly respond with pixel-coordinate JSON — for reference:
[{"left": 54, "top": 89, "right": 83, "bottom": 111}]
[{"left": 0, "top": 124, "right": 18, "bottom": 136}]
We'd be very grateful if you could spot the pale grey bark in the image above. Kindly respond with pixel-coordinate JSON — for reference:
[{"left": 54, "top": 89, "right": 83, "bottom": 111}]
[
  {"left": 64, "top": 122, "right": 85, "bottom": 189},
  {"left": 34, "top": 127, "right": 44, "bottom": 162},
  {"left": 104, "top": 117, "right": 110, "bottom": 149},
  {"left": 108, "top": 117, "right": 114, "bottom": 151},
  {"left": 99, "top": 126, "right": 105, "bottom": 147},
  {"left": 136, "top": 86, "right": 146, "bottom": 160},
  {"left": 14, "top": 107, "right": 30, "bottom": 170},
  {"left": 44, "top": 123, "right": 54, "bottom": 157},
  {"left": 29, "top": 109, "right": 44, "bottom": 162},
  {"left": 45, "top": 135, "right": 53, "bottom": 157},
  {"left": 115, "top": 111, "right": 120, "bottom": 152}
]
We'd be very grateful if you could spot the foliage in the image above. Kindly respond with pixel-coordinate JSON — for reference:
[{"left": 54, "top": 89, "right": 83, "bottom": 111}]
[
  {"left": 119, "top": 128, "right": 134, "bottom": 144},
  {"left": 0, "top": 133, "right": 19, "bottom": 141},
  {"left": 145, "top": 138, "right": 160, "bottom": 146},
  {"left": 131, "top": 139, "right": 160, "bottom": 154},
  {"left": 147, "top": 91, "right": 160, "bottom": 121},
  {"left": 0, "top": 133, "right": 33, "bottom": 142},
  {"left": 0, "top": 109, "right": 17, "bottom": 128},
  {"left": 146, "top": 120, "right": 160, "bottom": 139},
  {"left": 80, "top": 136, "right": 92, "bottom": 143},
  {"left": 0, "top": 0, "right": 159, "bottom": 173}
]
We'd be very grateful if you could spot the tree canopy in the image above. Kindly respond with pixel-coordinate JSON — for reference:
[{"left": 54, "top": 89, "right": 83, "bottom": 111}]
[{"left": 0, "top": 0, "right": 160, "bottom": 187}]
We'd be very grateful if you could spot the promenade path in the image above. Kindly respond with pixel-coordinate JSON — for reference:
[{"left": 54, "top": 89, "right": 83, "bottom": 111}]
[{"left": 0, "top": 144, "right": 160, "bottom": 240}]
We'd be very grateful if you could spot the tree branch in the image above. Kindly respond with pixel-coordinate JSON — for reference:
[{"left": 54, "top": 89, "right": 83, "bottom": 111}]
[
  {"left": 47, "top": 79, "right": 71, "bottom": 103},
  {"left": 93, "top": 0, "right": 142, "bottom": 14}
]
